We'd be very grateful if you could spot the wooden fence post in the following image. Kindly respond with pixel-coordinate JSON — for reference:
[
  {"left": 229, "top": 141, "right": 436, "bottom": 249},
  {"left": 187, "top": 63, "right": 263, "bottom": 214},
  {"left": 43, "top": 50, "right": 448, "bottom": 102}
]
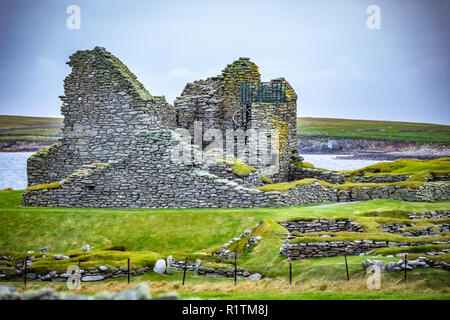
[
  {"left": 127, "top": 258, "right": 130, "bottom": 284},
  {"left": 23, "top": 258, "right": 27, "bottom": 285},
  {"left": 182, "top": 257, "right": 188, "bottom": 286},
  {"left": 289, "top": 258, "right": 292, "bottom": 285},
  {"left": 344, "top": 255, "right": 350, "bottom": 281},
  {"left": 234, "top": 255, "right": 237, "bottom": 286},
  {"left": 404, "top": 254, "right": 407, "bottom": 281}
]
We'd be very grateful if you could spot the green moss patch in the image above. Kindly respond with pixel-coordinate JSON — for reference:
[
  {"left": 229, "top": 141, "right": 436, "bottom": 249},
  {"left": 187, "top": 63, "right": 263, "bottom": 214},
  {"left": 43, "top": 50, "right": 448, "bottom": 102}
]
[
  {"left": 257, "top": 178, "right": 334, "bottom": 192},
  {"left": 259, "top": 175, "right": 272, "bottom": 184},
  {"left": 214, "top": 158, "right": 257, "bottom": 177},
  {"left": 293, "top": 160, "right": 326, "bottom": 171},
  {"left": 345, "top": 158, "right": 450, "bottom": 182},
  {"left": 26, "top": 181, "right": 61, "bottom": 192}
]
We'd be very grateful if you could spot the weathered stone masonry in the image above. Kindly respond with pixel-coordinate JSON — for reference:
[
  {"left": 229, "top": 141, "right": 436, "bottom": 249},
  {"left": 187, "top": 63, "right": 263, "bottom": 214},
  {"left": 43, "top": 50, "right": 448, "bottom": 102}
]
[
  {"left": 23, "top": 47, "right": 450, "bottom": 208},
  {"left": 23, "top": 130, "right": 283, "bottom": 208},
  {"left": 27, "top": 47, "right": 176, "bottom": 187},
  {"left": 174, "top": 58, "right": 299, "bottom": 182}
]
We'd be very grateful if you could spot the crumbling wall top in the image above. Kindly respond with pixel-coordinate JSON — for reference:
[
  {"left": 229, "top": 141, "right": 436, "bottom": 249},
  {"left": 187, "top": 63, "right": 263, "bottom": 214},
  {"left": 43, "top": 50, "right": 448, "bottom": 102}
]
[{"left": 67, "top": 46, "right": 153, "bottom": 102}]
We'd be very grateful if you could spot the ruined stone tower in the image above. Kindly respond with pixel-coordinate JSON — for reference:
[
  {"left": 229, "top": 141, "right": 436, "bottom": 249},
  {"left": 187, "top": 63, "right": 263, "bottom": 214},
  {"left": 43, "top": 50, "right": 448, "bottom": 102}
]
[
  {"left": 27, "top": 47, "right": 176, "bottom": 186},
  {"left": 23, "top": 48, "right": 301, "bottom": 208},
  {"left": 174, "top": 57, "right": 299, "bottom": 182}
]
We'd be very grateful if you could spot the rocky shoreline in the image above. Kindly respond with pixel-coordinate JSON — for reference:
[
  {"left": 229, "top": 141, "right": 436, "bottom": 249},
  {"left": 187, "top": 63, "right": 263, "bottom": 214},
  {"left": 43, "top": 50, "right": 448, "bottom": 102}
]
[
  {"left": 299, "top": 136, "right": 449, "bottom": 160},
  {"left": 0, "top": 140, "right": 57, "bottom": 152}
]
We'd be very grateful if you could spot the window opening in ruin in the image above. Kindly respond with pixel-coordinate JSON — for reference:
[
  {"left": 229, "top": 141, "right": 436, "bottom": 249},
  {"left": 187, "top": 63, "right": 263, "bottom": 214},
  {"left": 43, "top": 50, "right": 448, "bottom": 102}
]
[{"left": 240, "top": 81, "right": 286, "bottom": 104}]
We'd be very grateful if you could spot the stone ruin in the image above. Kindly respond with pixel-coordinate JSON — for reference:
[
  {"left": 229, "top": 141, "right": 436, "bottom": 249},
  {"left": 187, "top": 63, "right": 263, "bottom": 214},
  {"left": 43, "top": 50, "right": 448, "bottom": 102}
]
[
  {"left": 23, "top": 46, "right": 301, "bottom": 208},
  {"left": 22, "top": 47, "right": 450, "bottom": 208}
]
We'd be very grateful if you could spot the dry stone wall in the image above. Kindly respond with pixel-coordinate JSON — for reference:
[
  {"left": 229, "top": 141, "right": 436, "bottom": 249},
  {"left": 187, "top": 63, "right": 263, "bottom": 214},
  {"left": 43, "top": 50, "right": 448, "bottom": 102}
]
[
  {"left": 27, "top": 47, "right": 176, "bottom": 187},
  {"left": 174, "top": 58, "right": 299, "bottom": 182},
  {"left": 289, "top": 166, "right": 349, "bottom": 184},
  {"left": 23, "top": 153, "right": 450, "bottom": 208},
  {"left": 279, "top": 219, "right": 363, "bottom": 234},
  {"left": 281, "top": 239, "right": 450, "bottom": 260},
  {"left": 23, "top": 130, "right": 283, "bottom": 208},
  {"left": 352, "top": 174, "right": 411, "bottom": 183}
]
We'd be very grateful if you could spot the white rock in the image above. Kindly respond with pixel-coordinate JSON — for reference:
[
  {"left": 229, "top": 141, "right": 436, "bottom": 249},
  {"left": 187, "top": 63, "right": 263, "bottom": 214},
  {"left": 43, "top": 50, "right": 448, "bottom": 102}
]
[
  {"left": 248, "top": 273, "right": 262, "bottom": 280},
  {"left": 81, "top": 244, "right": 92, "bottom": 252},
  {"left": 81, "top": 275, "right": 104, "bottom": 282},
  {"left": 99, "top": 266, "right": 108, "bottom": 271},
  {"left": 153, "top": 259, "right": 166, "bottom": 274},
  {"left": 166, "top": 256, "right": 173, "bottom": 275}
]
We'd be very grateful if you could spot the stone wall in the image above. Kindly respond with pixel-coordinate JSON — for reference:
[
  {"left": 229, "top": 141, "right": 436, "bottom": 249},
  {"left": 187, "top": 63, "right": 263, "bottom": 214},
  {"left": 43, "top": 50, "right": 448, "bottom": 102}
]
[
  {"left": 23, "top": 130, "right": 283, "bottom": 208},
  {"left": 23, "top": 149, "right": 450, "bottom": 208},
  {"left": 279, "top": 219, "right": 363, "bottom": 234},
  {"left": 27, "top": 47, "right": 176, "bottom": 187},
  {"left": 174, "top": 58, "right": 299, "bottom": 182},
  {"left": 353, "top": 175, "right": 411, "bottom": 183},
  {"left": 206, "top": 160, "right": 263, "bottom": 188},
  {"left": 289, "top": 166, "right": 349, "bottom": 184},
  {"left": 381, "top": 223, "right": 438, "bottom": 236},
  {"left": 280, "top": 239, "right": 450, "bottom": 260},
  {"left": 408, "top": 211, "right": 450, "bottom": 219},
  {"left": 426, "top": 174, "right": 450, "bottom": 182}
]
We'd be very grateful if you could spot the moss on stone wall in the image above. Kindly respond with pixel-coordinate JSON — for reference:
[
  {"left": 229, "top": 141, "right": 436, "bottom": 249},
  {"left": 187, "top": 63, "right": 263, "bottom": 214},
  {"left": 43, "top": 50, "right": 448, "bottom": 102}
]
[
  {"left": 214, "top": 158, "right": 257, "bottom": 177},
  {"left": 68, "top": 47, "right": 153, "bottom": 102},
  {"left": 257, "top": 178, "right": 334, "bottom": 192},
  {"left": 28, "top": 142, "right": 62, "bottom": 161},
  {"left": 26, "top": 181, "right": 61, "bottom": 192}
]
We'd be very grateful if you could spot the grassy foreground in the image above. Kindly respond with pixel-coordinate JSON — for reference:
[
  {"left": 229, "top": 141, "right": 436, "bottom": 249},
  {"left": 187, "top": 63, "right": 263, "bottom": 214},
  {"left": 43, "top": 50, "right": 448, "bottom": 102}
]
[
  {"left": 1, "top": 190, "right": 449, "bottom": 299},
  {"left": 297, "top": 117, "right": 450, "bottom": 145}
]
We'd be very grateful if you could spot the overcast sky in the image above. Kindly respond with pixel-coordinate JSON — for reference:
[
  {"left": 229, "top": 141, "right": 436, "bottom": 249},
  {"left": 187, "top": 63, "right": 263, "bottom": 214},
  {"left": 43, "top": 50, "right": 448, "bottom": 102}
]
[{"left": 0, "top": 0, "right": 449, "bottom": 124}]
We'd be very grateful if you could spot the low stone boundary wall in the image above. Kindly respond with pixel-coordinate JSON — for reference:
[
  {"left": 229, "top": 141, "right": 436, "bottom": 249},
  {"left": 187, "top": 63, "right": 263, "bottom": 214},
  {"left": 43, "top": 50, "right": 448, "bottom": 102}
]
[
  {"left": 170, "top": 259, "right": 260, "bottom": 279},
  {"left": 353, "top": 175, "right": 411, "bottom": 183},
  {"left": 408, "top": 211, "right": 450, "bottom": 219},
  {"left": 0, "top": 263, "right": 149, "bottom": 282},
  {"left": 278, "top": 182, "right": 450, "bottom": 206},
  {"left": 279, "top": 219, "right": 363, "bottom": 233},
  {"left": 426, "top": 174, "right": 450, "bottom": 182},
  {"left": 362, "top": 257, "right": 450, "bottom": 272},
  {"left": 280, "top": 239, "right": 450, "bottom": 260},
  {"left": 381, "top": 223, "right": 437, "bottom": 236}
]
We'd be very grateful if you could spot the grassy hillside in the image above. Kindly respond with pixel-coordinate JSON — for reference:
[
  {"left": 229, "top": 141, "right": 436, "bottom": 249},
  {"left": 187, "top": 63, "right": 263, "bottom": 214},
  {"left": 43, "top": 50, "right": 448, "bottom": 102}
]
[
  {"left": 1, "top": 115, "right": 449, "bottom": 146},
  {"left": 1, "top": 190, "right": 449, "bottom": 299},
  {"left": 0, "top": 115, "right": 62, "bottom": 143},
  {"left": 297, "top": 117, "right": 450, "bottom": 145}
]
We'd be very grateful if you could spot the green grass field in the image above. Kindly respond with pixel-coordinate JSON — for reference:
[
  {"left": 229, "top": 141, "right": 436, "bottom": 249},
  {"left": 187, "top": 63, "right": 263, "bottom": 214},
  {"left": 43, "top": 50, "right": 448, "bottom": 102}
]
[
  {"left": 297, "top": 117, "right": 450, "bottom": 145},
  {"left": 1, "top": 190, "right": 449, "bottom": 300},
  {"left": 1, "top": 115, "right": 449, "bottom": 145},
  {"left": 0, "top": 115, "right": 62, "bottom": 143}
]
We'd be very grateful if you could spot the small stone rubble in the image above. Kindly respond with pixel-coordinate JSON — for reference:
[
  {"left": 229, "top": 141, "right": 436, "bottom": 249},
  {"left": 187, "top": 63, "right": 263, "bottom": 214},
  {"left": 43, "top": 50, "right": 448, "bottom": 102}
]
[{"left": 213, "top": 226, "right": 262, "bottom": 259}]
